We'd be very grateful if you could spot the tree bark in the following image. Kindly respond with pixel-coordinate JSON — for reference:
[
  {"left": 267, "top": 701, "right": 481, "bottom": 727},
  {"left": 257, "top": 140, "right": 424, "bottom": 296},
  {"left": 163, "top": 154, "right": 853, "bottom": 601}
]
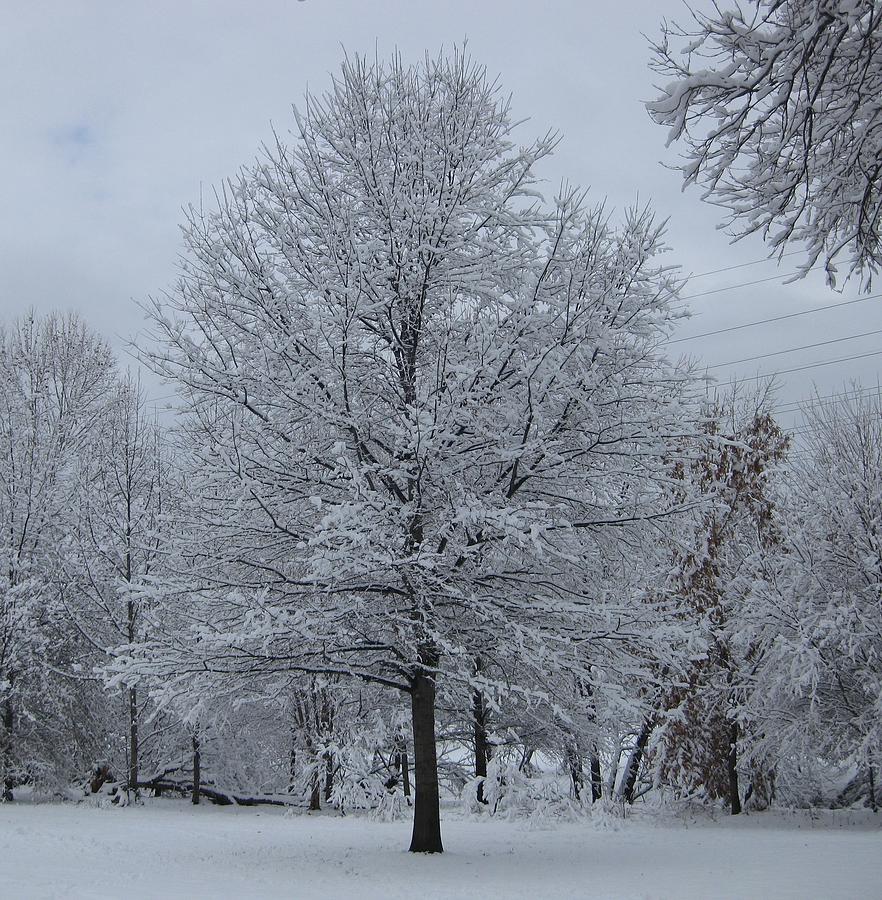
[
  {"left": 473, "top": 682, "right": 490, "bottom": 804},
  {"left": 128, "top": 685, "right": 139, "bottom": 802},
  {"left": 869, "top": 764, "right": 877, "bottom": 814},
  {"left": 400, "top": 744, "right": 411, "bottom": 800},
  {"left": 393, "top": 733, "right": 412, "bottom": 801},
  {"left": 621, "top": 716, "right": 654, "bottom": 804},
  {"left": 409, "top": 648, "right": 443, "bottom": 853},
  {"left": 324, "top": 751, "right": 334, "bottom": 804},
  {"left": 288, "top": 737, "right": 297, "bottom": 794},
  {"left": 304, "top": 732, "right": 321, "bottom": 811},
  {"left": 2, "top": 672, "right": 15, "bottom": 801},
  {"left": 126, "top": 561, "right": 138, "bottom": 803},
  {"left": 567, "top": 743, "right": 583, "bottom": 801},
  {"left": 191, "top": 731, "right": 201, "bottom": 805},
  {"left": 727, "top": 721, "right": 741, "bottom": 815},
  {"left": 590, "top": 751, "right": 602, "bottom": 803}
]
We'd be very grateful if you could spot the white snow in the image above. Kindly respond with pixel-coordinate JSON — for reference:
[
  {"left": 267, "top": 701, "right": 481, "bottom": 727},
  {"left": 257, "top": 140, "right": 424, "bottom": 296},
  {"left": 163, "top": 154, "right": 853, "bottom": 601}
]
[{"left": 1, "top": 801, "right": 879, "bottom": 899}]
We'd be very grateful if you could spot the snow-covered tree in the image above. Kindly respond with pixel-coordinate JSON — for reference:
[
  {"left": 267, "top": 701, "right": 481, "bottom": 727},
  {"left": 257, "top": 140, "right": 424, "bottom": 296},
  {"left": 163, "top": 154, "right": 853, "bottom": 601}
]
[
  {"left": 62, "top": 375, "right": 170, "bottom": 800},
  {"left": 654, "top": 393, "right": 789, "bottom": 814},
  {"left": 129, "top": 51, "right": 697, "bottom": 851},
  {"left": 0, "top": 311, "right": 117, "bottom": 797},
  {"left": 748, "top": 390, "right": 882, "bottom": 810},
  {"left": 648, "top": 1, "right": 882, "bottom": 288}
]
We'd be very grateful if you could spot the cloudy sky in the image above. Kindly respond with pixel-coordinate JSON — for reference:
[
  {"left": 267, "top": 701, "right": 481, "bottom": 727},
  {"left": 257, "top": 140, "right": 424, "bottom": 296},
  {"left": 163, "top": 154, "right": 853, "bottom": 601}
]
[{"left": 2, "top": 0, "right": 880, "bottom": 434}]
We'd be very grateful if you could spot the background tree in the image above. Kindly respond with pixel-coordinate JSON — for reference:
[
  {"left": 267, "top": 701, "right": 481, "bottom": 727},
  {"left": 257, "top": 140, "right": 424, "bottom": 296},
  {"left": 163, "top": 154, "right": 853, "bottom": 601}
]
[
  {"left": 63, "top": 375, "right": 169, "bottom": 801},
  {"left": 655, "top": 392, "right": 789, "bottom": 814},
  {"left": 648, "top": 1, "right": 882, "bottom": 288},
  {"left": 748, "top": 389, "right": 882, "bottom": 811},
  {"left": 0, "top": 311, "right": 116, "bottom": 797}
]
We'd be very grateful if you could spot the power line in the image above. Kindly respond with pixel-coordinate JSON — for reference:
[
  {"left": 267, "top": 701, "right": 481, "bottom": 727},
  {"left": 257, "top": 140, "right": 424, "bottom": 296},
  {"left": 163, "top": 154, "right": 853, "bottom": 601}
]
[
  {"left": 669, "top": 293, "right": 880, "bottom": 345},
  {"left": 777, "top": 393, "right": 882, "bottom": 438},
  {"left": 707, "top": 327, "right": 882, "bottom": 371},
  {"left": 686, "top": 250, "right": 802, "bottom": 281},
  {"left": 146, "top": 392, "right": 181, "bottom": 405},
  {"left": 679, "top": 267, "right": 822, "bottom": 302},
  {"left": 774, "top": 383, "right": 882, "bottom": 417},
  {"left": 721, "top": 348, "right": 882, "bottom": 386}
]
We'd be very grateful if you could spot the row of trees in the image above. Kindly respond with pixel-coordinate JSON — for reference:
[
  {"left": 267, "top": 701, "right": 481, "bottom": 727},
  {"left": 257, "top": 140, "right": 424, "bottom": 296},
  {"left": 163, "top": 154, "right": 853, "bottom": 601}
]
[
  {"left": 2, "top": 309, "right": 877, "bottom": 839},
  {"left": 2, "top": 51, "right": 880, "bottom": 854},
  {"left": 0, "top": 312, "right": 170, "bottom": 801}
]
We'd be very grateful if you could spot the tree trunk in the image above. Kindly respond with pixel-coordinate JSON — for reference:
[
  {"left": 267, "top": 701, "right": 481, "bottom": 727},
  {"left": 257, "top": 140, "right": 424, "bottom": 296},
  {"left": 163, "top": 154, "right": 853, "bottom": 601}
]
[
  {"left": 621, "top": 716, "right": 654, "bottom": 804},
  {"left": 324, "top": 751, "right": 333, "bottom": 804},
  {"left": 191, "top": 731, "right": 201, "bottom": 805},
  {"left": 869, "top": 764, "right": 878, "bottom": 814},
  {"left": 304, "top": 733, "right": 321, "bottom": 811},
  {"left": 604, "top": 734, "right": 622, "bottom": 799},
  {"left": 393, "top": 733, "right": 412, "bottom": 801},
  {"left": 473, "top": 684, "right": 489, "bottom": 804},
  {"left": 727, "top": 721, "right": 741, "bottom": 815},
  {"left": 128, "top": 685, "right": 139, "bottom": 802},
  {"left": 288, "top": 737, "right": 297, "bottom": 794},
  {"left": 126, "top": 597, "right": 139, "bottom": 802},
  {"left": 320, "top": 689, "right": 334, "bottom": 803},
  {"left": 408, "top": 648, "right": 443, "bottom": 853},
  {"left": 2, "top": 672, "right": 15, "bottom": 801},
  {"left": 590, "top": 750, "right": 602, "bottom": 803},
  {"left": 401, "top": 744, "right": 411, "bottom": 800},
  {"left": 567, "top": 743, "right": 583, "bottom": 801}
]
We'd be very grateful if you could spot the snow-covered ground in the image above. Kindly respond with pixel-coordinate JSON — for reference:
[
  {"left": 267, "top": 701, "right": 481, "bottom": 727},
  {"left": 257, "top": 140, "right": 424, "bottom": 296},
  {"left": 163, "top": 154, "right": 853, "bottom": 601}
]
[{"left": 1, "top": 800, "right": 879, "bottom": 899}]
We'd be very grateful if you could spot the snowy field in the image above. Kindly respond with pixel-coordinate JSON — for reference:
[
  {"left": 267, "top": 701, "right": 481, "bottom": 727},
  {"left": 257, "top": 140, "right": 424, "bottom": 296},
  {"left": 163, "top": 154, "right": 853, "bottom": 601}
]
[{"left": 1, "top": 801, "right": 879, "bottom": 899}]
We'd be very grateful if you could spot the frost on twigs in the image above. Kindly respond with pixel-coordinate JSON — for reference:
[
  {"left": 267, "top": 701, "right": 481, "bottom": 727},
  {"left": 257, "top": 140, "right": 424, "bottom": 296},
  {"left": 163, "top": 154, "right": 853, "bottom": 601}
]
[{"left": 648, "top": 1, "right": 882, "bottom": 290}]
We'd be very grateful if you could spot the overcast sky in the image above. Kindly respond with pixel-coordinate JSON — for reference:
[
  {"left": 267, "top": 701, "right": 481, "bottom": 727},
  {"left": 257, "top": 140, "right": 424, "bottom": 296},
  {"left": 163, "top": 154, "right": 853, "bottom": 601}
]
[{"left": 2, "top": 0, "right": 880, "bottom": 434}]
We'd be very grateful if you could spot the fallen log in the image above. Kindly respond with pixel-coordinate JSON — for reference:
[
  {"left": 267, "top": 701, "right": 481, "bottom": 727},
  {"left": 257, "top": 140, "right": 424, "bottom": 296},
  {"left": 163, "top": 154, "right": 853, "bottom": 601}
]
[{"left": 137, "top": 777, "right": 303, "bottom": 808}]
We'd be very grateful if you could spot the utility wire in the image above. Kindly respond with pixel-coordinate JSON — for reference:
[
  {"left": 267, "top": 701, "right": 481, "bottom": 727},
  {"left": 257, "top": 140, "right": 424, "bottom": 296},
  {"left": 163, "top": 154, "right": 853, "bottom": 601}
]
[
  {"left": 680, "top": 267, "right": 822, "bottom": 301},
  {"left": 774, "top": 384, "right": 882, "bottom": 416},
  {"left": 147, "top": 392, "right": 182, "bottom": 405},
  {"left": 721, "top": 348, "right": 882, "bottom": 385},
  {"left": 669, "top": 293, "right": 880, "bottom": 345},
  {"left": 686, "top": 250, "right": 802, "bottom": 281},
  {"left": 707, "top": 327, "right": 882, "bottom": 371}
]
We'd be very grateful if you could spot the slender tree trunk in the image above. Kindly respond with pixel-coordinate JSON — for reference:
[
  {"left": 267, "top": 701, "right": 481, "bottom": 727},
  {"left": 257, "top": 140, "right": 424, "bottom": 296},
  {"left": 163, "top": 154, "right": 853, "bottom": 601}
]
[
  {"left": 567, "top": 743, "right": 584, "bottom": 801},
  {"left": 590, "top": 750, "right": 602, "bottom": 803},
  {"left": 304, "top": 732, "right": 321, "bottom": 811},
  {"left": 400, "top": 743, "right": 411, "bottom": 801},
  {"left": 126, "top": 561, "right": 138, "bottom": 803},
  {"left": 392, "top": 732, "right": 412, "bottom": 798},
  {"left": 288, "top": 736, "right": 297, "bottom": 794},
  {"left": 128, "top": 685, "right": 139, "bottom": 802},
  {"left": 2, "top": 672, "right": 15, "bottom": 801},
  {"left": 869, "top": 764, "right": 877, "bottom": 814},
  {"left": 727, "top": 721, "right": 741, "bottom": 815},
  {"left": 409, "top": 647, "right": 443, "bottom": 853},
  {"left": 473, "top": 681, "right": 490, "bottom": 804},
  {"left": 621, "top": 716, "right": 654, "bottom": 804},
  {"left": 324, "top": 752, "right": 333, "bottom": 804},
  {"left": 321, "top": 692, "right": 333, "bottom": 803},
  {"left": 191, "top": 731, "right": 201, "bottom": 805},
  {"left": 393, "top": 733, "right": 412, "bottom": 801},
  {"left": 604, "top": 734, "right": 622, "bottom": 799}
]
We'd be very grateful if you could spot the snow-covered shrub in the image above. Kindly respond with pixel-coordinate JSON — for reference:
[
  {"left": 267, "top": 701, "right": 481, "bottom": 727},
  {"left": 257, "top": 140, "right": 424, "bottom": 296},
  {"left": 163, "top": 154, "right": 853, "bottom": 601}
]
[{"left": 463, "top": 754, "right": 583, "bottom": 822}]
